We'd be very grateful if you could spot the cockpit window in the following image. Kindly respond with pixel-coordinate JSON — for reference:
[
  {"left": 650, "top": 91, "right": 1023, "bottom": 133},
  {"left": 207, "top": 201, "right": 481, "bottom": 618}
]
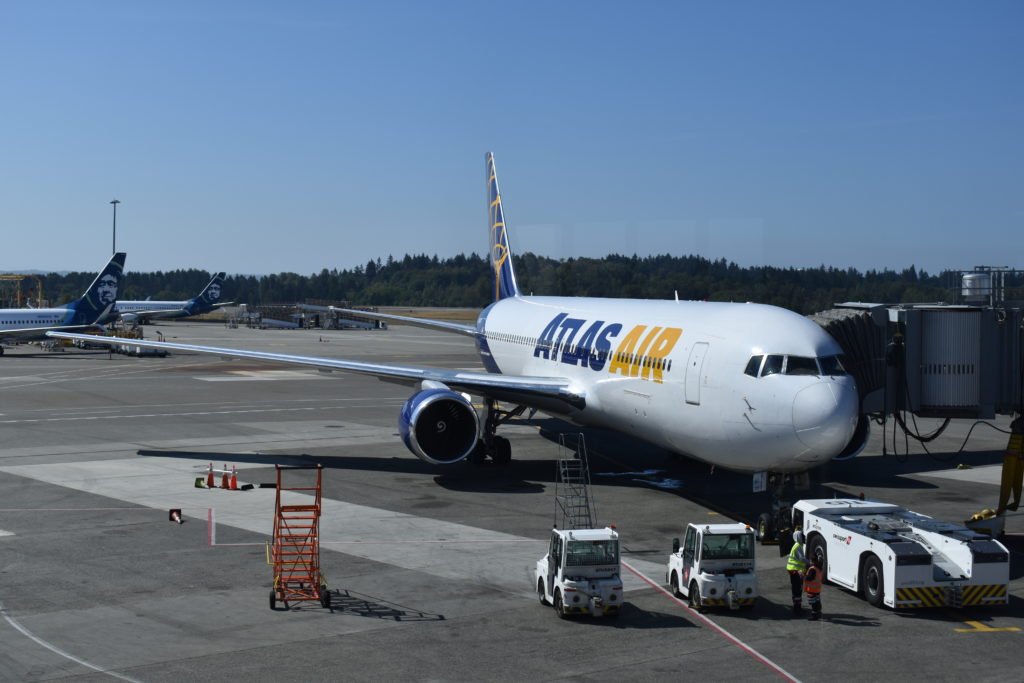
[
  {"left": 819, "top": 355, "right": 848, "bottom": 376},
  {"left": 744, "top": 355, "right": 763, "bottom": 377},
  {"left": 761, "top": 355, "right": 784, "bottom": 376},
  {"left": 785, "top": 356, "right": 819, "bottom": 376}
]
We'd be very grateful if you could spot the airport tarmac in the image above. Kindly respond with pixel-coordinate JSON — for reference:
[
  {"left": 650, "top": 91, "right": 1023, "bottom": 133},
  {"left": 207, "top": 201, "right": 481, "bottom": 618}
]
[{"left": 0, "top": 322, "right": 1021, "bottom": 682}]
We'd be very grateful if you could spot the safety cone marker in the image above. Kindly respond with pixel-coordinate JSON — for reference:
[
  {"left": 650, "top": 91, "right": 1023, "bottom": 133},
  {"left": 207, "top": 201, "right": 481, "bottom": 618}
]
[
  {"left": 229, "top": 465, "right": 238, "bottom": 491},
  {"left": 168, "top": 509, "right": 184, "bottom": 524},
  {"left": 206, "top": 462, "right": 214, "bottom": 488},
  {"left": 221, "top": 463, "right": 229, "bottom": 489}
]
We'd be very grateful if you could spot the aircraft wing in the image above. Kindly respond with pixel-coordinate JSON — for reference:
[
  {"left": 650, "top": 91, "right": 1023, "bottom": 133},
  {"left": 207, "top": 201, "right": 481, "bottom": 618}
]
[
  {"left": 1, "top": 324, "right": 101, "bottom": 340},
  {"left": 117, "top": 307, "right": 189, "bottom": 320},
  {"left": 47, "top": 331, "right": 585, "bottom": 410},
  {"left": 328, "top": 307, "right": 477, "bottom": 337}
]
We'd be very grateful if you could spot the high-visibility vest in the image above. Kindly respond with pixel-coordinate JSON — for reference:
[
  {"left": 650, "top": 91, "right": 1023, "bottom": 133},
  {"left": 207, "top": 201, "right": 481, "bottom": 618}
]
[
  {"left": 786, "top": 542, "right": 807, "bottom": 572},
  {"left": 804, "top": 566, "right": 822, "bottom": 594}
]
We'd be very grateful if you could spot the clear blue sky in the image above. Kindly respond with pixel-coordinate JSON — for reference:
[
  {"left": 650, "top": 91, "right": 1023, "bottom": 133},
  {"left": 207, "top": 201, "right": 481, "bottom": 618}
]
[{"left": 2, "top": 1, "right": 1021, "bottom": 277}]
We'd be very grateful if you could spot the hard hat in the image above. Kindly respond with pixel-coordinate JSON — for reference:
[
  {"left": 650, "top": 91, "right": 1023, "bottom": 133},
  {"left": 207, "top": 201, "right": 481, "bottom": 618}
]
[{"left": 793, "top": 530, "right": 804, "bottom": 543}]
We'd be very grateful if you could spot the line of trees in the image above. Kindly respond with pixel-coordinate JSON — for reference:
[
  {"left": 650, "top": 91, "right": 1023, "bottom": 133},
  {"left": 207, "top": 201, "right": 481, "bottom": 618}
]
[{"left": 31, "top": 253, "right": 1003, "bottom": 315}]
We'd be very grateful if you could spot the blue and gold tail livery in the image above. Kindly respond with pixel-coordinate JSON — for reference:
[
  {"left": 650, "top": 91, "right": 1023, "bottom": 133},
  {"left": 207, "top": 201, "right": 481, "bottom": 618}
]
[
  {"left": 487, "top": 152, "right": 520, "bottom": 302},
  {"left": 68, "top": 252, "right": 126, "bottom": 325}
]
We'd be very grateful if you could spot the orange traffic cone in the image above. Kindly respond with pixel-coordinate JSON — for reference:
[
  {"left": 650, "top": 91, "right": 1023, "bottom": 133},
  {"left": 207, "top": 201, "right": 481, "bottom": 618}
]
[
  {"left": 229, "top": 465, "right": 238, "bottom": 491},
  {"left": 169, "top": 508, "right": 184, "bottom": 524},
  {"left": 206, "top": 463, "right": 214, "bottom": 488},
  {"left": 221, "top": 463, "right": 229, "bottom": 489}
]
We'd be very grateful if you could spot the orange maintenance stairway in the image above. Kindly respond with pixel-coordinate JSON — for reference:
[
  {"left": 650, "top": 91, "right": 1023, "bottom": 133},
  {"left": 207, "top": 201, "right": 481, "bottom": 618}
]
[{"left": 268, "top": 464, "right": 331, "bottom": 610}]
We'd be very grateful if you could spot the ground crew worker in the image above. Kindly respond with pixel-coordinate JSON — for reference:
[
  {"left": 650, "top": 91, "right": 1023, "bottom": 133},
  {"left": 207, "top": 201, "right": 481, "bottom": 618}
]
[
  {"left": 786, "top": 530, "right": 807, "bottom": 615},
  {"left": 804, "top": 554, "right": 823, "bottom": 621}
]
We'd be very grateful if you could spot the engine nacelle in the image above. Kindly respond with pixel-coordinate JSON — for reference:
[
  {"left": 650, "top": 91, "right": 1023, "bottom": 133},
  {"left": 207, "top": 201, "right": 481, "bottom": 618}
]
[
  {"left": 833, "top": 414, "right": 871, "bottom": 461},
  {"left": 398, "top": 388, "right": 480, "bottom": 465}
]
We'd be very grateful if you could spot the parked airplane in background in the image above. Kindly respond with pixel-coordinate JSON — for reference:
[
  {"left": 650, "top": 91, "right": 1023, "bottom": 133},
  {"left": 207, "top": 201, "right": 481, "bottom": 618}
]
[
  {"left": 1, "top": 252, "right": 126, "bottom": 355},
  {"left": 110, "top": 272, "right": 229, "bottom": 325},
  {"left": 52, "top": 154, "right": 864, "bottom": 484}
]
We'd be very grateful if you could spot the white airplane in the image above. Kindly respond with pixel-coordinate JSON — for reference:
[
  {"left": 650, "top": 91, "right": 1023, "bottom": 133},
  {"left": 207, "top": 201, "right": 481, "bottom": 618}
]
[
  {"left": 111, "top": 272, "right": 229, "bottom": 324},
  {"left": 50, "top": 155, "right": 863, "bottom": 482},
  {"left": 1, "top": 252, "right": 126, "bottom": 355}
]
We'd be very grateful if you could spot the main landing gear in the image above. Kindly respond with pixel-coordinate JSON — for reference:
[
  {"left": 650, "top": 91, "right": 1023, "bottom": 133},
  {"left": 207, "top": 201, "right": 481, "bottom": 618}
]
[
  {"left": 470, "top": 399, "right": 529, "bottom": 465},
  {"left": 755, "top": 472, "right": 808, "bottom": 553}
]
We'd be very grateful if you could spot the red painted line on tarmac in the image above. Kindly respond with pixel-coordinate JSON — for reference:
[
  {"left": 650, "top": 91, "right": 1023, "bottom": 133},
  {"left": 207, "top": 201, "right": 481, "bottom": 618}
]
[{"left": 622, "top": 560, "right": 801, "bottom": 683}]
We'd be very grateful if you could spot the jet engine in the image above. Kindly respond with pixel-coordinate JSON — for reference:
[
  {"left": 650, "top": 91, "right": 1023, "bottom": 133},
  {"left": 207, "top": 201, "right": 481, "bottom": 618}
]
[
  {"left": 833, "top": 414, "right": 871, "bottom": 461},
  {"left": 398, "top": 388, "right": 480, "bottom": 465}
]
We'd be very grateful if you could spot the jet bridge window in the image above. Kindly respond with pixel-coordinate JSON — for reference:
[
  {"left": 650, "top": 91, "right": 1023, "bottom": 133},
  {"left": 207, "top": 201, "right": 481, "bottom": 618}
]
[
  {"left": 744, "top": 355, "right": 764, "bottom": 377},
  {"left": 785, "top": 356, "right": 819, "bottom": 376}
]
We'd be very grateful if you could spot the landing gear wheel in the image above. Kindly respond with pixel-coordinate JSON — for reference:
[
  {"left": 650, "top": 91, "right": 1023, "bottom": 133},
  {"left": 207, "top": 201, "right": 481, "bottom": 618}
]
[
  {"left": 862, "top": 555, "right": 885, "bottom": 608},
  {"left": 554, "top": 590, "right": 568, "bottom": 619},
  {"left": 538, "top": 579, "right": 550, "bottom": 606},
  {"left": 490, "top": 436, "right": 511, "bottom": 465},
  {"left": 467, "top": 440, "right": 487, "bottom": 464},
  {"left": 269, "top": 590, "right": 277, "bottom": 611},
  {"left": 688, "top": 581, "right": 705, "bottom": 613},
  {"left": 319, "top": 586, "right": 331, "bottom": 609},
  {"left": 756, "top": 512, "right": 772, "bottom": 543}
]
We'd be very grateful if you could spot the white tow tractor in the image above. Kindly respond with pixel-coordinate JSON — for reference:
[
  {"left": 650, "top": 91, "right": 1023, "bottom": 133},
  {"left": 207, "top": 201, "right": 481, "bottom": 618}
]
[
  {"left": 795, "top": 498, "right": 1010, "bottom": 609},
  {"left": 536, "top": 526, "right": 623, "bottom": 618},
  {"left": 666, "top": 523, "right": 758, "bottom": 611}
]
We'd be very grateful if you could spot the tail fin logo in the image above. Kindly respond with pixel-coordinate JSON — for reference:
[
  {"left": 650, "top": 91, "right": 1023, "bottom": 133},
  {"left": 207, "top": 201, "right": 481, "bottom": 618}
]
[
  {"left": 71, "top": 252, "right": 126, "bottom": 324},
  {"left": 200, "top": 273, "right": 226, "bottom": 304},
  {"left": 487, "top": 153, "right": 519, "bottom": 301}
]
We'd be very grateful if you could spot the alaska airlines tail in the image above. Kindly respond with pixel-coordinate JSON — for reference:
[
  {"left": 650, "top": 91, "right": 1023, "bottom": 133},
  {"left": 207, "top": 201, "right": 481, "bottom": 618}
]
[
  {"left": 65, "top": 252, "right": 126, "bottom": 325},
  {"left": 187, "top": 272, "right": 227, "bottom": 314},
  {"left": 487, "top": 152, "right": 520, "bottom": 302}
]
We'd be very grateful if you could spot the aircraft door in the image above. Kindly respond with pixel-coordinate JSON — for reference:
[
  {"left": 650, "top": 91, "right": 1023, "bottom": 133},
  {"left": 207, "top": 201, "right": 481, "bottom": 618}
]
[{"left": 685, "top": 342, "right": 709, "bottom": 405}]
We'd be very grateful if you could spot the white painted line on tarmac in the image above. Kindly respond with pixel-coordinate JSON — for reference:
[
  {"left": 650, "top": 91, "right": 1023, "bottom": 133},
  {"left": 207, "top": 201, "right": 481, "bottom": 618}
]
[
  {"left": 0, "top": 601, "right": 143, "bottom": 683},
  {"left": 622, "top": 561, "right": 802, "bottom": 683}
]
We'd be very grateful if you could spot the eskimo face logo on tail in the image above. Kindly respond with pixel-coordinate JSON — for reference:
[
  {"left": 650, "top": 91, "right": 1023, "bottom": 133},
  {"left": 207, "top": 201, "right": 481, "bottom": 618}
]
[{"left": 533, "top": 313, "right": 682, "bottom": 383}]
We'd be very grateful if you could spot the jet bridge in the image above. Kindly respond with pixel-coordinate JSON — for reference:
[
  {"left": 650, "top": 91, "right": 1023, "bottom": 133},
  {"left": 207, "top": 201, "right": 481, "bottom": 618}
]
[
  {"left": 810, "top": 267, "right": 1024, "bottom": 421},
  {"left": 810, "top": 267, "right": 1024, "bottom": 518}
]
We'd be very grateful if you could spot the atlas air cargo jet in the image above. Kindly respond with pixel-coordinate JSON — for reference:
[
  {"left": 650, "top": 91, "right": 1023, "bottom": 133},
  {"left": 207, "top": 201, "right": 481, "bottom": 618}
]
[
  {"left": 0, "top": 252, "right": 126, "bottom": 355},
  {"left": 109, "top": 272, "right": 230, "bottom": 324},
  {"left": 50, "top": 154, "right": 865, "bottom": 485}
]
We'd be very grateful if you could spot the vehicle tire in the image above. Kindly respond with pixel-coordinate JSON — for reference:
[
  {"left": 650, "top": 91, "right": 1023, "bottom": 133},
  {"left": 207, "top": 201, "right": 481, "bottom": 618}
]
[
  {"left": 538, "top": 578, "right": 550, "bottom": 606},
  {"left": 688, "top": 581, "right": 704, "bottom": 612},
  {"left": 490, "top": 437, "right": 512, "bottom": 465},
  {"left": 605, "top": 608, "right": 620, "bottom": 619},
  {"left": 756, "top": 512, "right": 772, "bottom": 544},
  {"left": 554, "top": 590, "right": 567, "bottom": 619},
  {"left": 670, "top": 571, "right": 681, "bottom": 598},
  {"left": 468, "top": 440, "right": 487, "bottom": 464},
  {"left": 269, "top": 590, "right": 277, "bottom": 611},
  {"left": 862, "top": 555, "right": 885, "bottom": 608},
  {"left": 808, "top": 535, "right": 828, "bottom": 582}
]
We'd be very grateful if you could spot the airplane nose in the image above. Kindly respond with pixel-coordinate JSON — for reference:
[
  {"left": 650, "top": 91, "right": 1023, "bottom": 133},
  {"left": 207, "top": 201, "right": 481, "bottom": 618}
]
[{"left": 792, "top": 381, "right": 858, "bottom": 458}]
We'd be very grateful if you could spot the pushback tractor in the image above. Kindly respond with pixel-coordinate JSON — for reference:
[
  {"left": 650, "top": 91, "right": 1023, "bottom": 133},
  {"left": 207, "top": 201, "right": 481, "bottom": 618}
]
[
  {"left": 536, "top": 526, "right": 623, "bottom": 618},
  {"left": 666, "top": 523, "right": 758, "bottom": 611},
  {"left": 795, "top": 498, "right": 1009, "bottom": 609}
]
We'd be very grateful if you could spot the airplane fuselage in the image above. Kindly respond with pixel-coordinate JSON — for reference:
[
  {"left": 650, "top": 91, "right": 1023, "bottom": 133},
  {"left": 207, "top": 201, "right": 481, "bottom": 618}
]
[
  {"left": 476, "top": 295, "right": 859, "bottom": 473},
  {"left": 0, "top": 307, "right": 80, "bottom": 341}
]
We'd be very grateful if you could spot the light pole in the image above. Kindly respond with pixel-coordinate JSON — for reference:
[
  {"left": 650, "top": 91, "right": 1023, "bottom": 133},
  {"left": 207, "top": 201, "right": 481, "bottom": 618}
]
[{"left": 110, "top": 199, "right": 121, "bottom": 254}]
